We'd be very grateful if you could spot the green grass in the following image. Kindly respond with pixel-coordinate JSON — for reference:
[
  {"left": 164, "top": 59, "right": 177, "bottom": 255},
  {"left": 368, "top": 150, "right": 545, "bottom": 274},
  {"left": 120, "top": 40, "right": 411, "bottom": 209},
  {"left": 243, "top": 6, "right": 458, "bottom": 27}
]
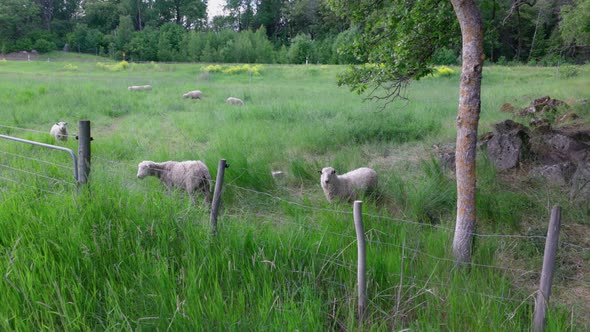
[{"left": 0, "top": 55, "right": 588, "bottom": 330}]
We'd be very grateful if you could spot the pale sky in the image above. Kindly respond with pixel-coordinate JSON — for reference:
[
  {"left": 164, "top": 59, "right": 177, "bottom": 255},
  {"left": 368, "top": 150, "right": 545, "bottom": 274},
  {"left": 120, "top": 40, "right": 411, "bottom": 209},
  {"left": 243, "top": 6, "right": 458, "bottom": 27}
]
[{"left": 207, "top": 0, "right": 226, "bottom": 18}]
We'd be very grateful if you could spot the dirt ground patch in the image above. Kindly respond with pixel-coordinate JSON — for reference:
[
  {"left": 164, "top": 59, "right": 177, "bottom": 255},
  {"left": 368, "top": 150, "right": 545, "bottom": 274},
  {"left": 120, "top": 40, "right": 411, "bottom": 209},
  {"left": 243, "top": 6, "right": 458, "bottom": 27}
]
[{"left": 1, "top": 51, "right": 40, "bottom": 61}]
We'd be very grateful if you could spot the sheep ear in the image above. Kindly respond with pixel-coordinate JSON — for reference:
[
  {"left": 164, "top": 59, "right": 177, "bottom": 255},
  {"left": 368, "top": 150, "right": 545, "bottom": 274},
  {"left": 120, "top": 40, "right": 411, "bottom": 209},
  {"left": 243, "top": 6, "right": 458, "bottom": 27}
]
[{"left": 318, "top": 170, "right": 322, "bottom": 174}]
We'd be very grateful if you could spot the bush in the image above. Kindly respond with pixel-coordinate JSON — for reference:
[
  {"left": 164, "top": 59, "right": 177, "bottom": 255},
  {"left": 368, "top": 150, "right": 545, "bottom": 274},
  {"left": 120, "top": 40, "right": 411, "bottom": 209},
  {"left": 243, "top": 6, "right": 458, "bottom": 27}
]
[
  {"left": 559, "top": 65, "right": 579, "bottom": 78},
  {"left": 96, "top": 61, "right": 129, "bottom": 72},
  {"left": 33, "top": 39, "right": 56, "bottom": 54},
  {"left": 62, "top": 63, "right": 78, "bottom": 71},
  {"left": 432, "top": 47, "right": 458, "bottom": 65}
]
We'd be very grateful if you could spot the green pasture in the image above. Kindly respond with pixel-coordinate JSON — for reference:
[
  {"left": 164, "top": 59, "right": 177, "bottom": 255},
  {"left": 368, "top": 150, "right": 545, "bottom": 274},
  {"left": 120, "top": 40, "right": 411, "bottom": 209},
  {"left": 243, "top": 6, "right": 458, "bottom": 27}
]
[{"left": 0, "top": 57, "right": 588, "bottom": 330}]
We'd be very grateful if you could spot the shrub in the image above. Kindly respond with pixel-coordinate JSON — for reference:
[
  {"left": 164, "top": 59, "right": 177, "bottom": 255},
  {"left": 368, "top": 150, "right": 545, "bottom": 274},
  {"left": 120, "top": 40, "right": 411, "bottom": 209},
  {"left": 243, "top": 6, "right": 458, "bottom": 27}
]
[
  {"left": 559, "top": 65, "right": 579, "bottom": 78},
  {"left": 96, "top": 61, "right": 129, "bottom": 72},
  {"left": 432, "top": 47, "right": 458, "bottom": 65},
  {"left": 203, "top": 64, "right": 263, "bottom": 75},
  {"left": 33, "top": 39, "right": 56, "bottom": 54},
  {"left": 62, "top": 63, "right": 79, "bottom": 71}
]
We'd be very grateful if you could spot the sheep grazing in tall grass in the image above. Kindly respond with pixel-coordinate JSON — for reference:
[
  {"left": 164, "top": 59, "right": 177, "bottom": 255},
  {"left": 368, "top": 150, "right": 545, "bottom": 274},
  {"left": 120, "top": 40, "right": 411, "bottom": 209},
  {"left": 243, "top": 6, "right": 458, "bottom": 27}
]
[
  {"left": 183, "top": 90, "right": 203, "bottom": 99},
  {"left": 226, "top": 97, "right": 244, "bottom": 106},
  {"left": 128, "top": 85, "right": 152, "bottom": 91},
  {"left": 137, "top": 160, "right": 212, "bottom": 203},
  {"left": 50, "top": 122, "right": 69, "bottom": 142},
  {"left": 319, "top": 166, "right": 378, "bottom": 203}
]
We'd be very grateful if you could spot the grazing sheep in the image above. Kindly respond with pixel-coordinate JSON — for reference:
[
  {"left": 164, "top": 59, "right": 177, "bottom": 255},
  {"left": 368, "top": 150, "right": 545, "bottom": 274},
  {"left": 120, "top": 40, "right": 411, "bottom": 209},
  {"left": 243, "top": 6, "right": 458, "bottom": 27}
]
[
  {"left": 137, "top": 160, "right": 212, "bottom": 203},
  {"left": 50, "top": 122, "right": 69, "bottom": 142},
  {"left": 183, "top": 90, "right": 202, "bottom": 99},
  {"left": 128, "top": 85, "right": 152, "bottom": 91},
  {"left": 226, "top": 97, "right": 244, "bottom": 106},
  {"left": 319, "top": 167, "right": 378, "bottom": 203}
]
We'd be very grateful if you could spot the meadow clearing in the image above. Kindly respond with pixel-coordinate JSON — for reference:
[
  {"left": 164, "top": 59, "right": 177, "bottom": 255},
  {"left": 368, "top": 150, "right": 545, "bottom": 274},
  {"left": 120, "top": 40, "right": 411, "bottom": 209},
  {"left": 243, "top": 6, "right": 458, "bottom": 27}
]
[{"left": 0, "top": 54, "right": 589, "bottom": 330}]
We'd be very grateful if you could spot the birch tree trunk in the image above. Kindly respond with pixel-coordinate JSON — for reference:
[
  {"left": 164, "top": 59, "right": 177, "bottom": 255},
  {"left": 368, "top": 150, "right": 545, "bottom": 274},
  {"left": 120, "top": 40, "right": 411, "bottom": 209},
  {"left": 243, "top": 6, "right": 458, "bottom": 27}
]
[{"left": 450, "top": 0, "right": 484, "bottom": 265}]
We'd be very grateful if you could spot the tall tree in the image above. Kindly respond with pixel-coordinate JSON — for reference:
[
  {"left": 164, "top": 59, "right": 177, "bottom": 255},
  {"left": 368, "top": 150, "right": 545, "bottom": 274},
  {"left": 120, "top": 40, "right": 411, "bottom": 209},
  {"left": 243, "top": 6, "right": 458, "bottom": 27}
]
[
  {"left": 559, "top": 0, "right": 590, "bottom": 47},
  {"left": 255, "top": 0, "right": 287, "bottom": 42},
  {"left": 329, "top": 0, "right": 483, "bottom": 264},
  {"left": 156, "top": 0, "right": 207, "bottom": 28}
]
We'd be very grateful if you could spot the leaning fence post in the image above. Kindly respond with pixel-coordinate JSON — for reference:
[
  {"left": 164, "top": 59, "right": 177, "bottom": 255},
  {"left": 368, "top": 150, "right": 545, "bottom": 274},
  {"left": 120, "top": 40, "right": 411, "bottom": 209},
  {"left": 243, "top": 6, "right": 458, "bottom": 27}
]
[
  {"left": 353, "top": 200, "right": 367, "bottom": 322},
  {"left": 533, "top": 206, "right": 562, "bottom": 332},
  {"left": 77, "top": 120, "right": 91, "bottom": 185},
  {"left": 209, "top": 159, "right": 228, "bottom": 235}
]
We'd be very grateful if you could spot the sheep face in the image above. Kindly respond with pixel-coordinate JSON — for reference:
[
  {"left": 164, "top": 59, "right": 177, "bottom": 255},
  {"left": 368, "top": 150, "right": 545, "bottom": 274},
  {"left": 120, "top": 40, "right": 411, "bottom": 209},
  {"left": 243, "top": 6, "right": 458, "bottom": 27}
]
[
  {"left": 137, "top": 161, "right": 155, "bottom": 179},
  {"left": 320, "top": 167, "right": 337, "bottom": 186}
]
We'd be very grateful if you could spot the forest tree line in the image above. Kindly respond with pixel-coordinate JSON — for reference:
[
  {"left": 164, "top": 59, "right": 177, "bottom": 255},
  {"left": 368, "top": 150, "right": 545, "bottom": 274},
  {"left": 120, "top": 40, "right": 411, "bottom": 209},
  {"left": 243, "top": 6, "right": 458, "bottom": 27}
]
[{"left": 0, "top": 0, "right": 588, "bottom": 65}]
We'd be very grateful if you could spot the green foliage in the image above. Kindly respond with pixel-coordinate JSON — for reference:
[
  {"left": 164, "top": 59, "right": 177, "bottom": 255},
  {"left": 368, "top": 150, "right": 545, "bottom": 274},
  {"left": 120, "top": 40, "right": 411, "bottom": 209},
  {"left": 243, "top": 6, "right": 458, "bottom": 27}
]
[
  {"left": 330, "top": 0, "right": 460, "bottom": 98},
  {"left": 287, "top": 33, "right": 314, "bottom": 64},
  {"left": 432, "top": 47, "right": 459, "bottom": 65},
  {"left": 96, "top": 61, "right": 129, "bottom": 71},
  {"left": 559, "top": 65, "right": 580, "bottom": 78},
  {"left": 560, "top": 0, "right": 590, "bottom": 46},
  {"left": 33, "top": 39, "right": 56, "bottom": 53}
]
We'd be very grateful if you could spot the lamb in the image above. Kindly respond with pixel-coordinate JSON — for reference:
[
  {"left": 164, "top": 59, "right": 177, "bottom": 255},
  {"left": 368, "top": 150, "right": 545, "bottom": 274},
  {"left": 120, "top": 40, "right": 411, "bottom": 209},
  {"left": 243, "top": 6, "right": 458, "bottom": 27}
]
[
  {"left": 226, "top": 97, "right": 244, "bottom": 106},
  {"left": 319, "top": 167, "right": 378, "bottom": 203},
  {"left": 137, "top": 160, "right": 212, "bottom": 203},
  {"left": 128, "top": 85, "right": 152, "bottom": 91},
  {"left": 183, "top": 90, "right": 202, "bottom": 99},
  {"left": 50, "top": 122, "right": 69, "bottom": 142}
]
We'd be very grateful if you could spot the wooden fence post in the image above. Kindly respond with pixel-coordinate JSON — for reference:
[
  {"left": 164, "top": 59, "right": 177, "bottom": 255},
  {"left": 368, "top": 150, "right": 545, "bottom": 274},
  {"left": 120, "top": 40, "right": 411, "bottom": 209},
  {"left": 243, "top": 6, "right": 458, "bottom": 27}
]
[
  {"left": 209, "top": 159, "right": 228, "bottom": 235},
  {"left": 353, "top": 200, "right": 367, "bottom": 322},
  {"left": 533, "top": 206, "right": 562, "bottom": 332},
  {"left": 77, "top": 120, "right": 91, "bottom": 185}
]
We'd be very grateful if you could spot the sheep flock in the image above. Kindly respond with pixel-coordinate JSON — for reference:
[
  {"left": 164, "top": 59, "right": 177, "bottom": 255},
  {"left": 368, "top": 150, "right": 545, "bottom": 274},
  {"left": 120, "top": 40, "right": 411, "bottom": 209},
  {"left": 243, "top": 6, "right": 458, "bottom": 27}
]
[{"left": 54, "top": 83, "right": 380, "bottom": 206}]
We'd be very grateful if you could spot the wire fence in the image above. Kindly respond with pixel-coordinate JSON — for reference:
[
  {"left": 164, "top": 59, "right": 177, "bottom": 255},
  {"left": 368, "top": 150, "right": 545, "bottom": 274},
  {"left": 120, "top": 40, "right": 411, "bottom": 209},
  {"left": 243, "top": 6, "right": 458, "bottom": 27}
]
[{"left": 1, "top": 122, "right": 589, "bottom": 315}]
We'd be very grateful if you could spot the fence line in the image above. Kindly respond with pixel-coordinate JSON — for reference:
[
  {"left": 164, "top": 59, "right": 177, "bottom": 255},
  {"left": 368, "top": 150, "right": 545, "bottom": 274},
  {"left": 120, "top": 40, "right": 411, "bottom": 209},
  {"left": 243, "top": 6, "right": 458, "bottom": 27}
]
[
  {"left": 1, "top": 149, "right": 73, "bottom": 170},
  {"left": 0, "top": 175, "right": 68, "bottom": 195},
  {"left": 0, "top": 163, "right": 75, "bottom": 186},
  {"left": 2, "top": 150, "right": 588, "bottom": 254},
  {"left": 2, "top": 132, "right": 589, "bottom": 254},
  {"left": 80, "top": 157, "right": 590, "bottom": 253}
]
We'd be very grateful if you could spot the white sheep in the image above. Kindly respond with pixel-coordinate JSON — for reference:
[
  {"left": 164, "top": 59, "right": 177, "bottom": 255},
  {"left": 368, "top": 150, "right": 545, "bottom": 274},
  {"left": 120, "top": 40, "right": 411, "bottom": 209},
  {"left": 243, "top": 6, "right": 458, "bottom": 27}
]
[
  {"left": 50, "top": 122, "right": 69, "bottom": 142},
  {"left": 319, "top": 167, "right": 378, "bottom": 203},
  {"left": 226, "top": 97, "right": 244, "bottom": 106},
  {"left": 128, "top": 85, "right": 152, "bottom": 91},
  {"left": 183, "top": 90, "right": 202, "bottom": 99},
  {"left": 137, "top": 160, "right": 212, "bottom": 203}
]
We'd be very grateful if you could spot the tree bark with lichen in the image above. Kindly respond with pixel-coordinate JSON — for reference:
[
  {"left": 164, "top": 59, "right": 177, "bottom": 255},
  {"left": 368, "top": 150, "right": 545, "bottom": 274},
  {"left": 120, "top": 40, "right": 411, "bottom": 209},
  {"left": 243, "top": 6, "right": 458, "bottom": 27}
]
[{"left": 450, "top": 0, "right": 485, "bottom": 265}]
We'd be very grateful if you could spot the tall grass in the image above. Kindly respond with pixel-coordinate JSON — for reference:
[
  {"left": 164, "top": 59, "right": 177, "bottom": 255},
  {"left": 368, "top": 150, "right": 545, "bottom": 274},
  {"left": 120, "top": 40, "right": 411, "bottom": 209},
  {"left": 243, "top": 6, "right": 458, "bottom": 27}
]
[{"left": 1, "top": 58, "right": 588, "bottom": 330}]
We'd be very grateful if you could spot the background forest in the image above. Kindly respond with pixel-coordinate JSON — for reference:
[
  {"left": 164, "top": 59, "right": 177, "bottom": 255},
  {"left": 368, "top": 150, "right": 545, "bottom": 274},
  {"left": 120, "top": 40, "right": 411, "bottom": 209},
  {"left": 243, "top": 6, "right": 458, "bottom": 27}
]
[{"left": 0, "top": 0, "right": 589, "bottom": 65}]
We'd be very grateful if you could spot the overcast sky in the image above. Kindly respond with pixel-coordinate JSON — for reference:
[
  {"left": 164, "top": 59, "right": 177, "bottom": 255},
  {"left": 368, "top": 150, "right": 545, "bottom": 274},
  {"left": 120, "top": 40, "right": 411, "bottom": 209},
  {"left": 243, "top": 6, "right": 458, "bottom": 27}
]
[{"left": 207, "top": 0, "right": 225, "bottom": 18}]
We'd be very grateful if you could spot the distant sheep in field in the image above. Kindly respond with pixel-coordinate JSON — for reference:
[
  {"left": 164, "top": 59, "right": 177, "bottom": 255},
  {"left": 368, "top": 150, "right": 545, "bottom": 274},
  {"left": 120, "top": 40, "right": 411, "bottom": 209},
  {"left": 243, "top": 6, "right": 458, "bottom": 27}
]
[
  {"left": 137, "top": 160, "right": 212, "bottom": 203},
  {"left": 319, "top": 167, "right": 378, "bottom": 203},
  {"left": 183, "top": 90, "right": 202, "bottom": 99},
  {"left": 128, "top": 85, "right": 152, "bottom": 91},
  {"left": 50, "top": 122, "right": 69, "bottom": 142},
  {"left": 226, "top": 97, "right": 244, "bottom": 106}
]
